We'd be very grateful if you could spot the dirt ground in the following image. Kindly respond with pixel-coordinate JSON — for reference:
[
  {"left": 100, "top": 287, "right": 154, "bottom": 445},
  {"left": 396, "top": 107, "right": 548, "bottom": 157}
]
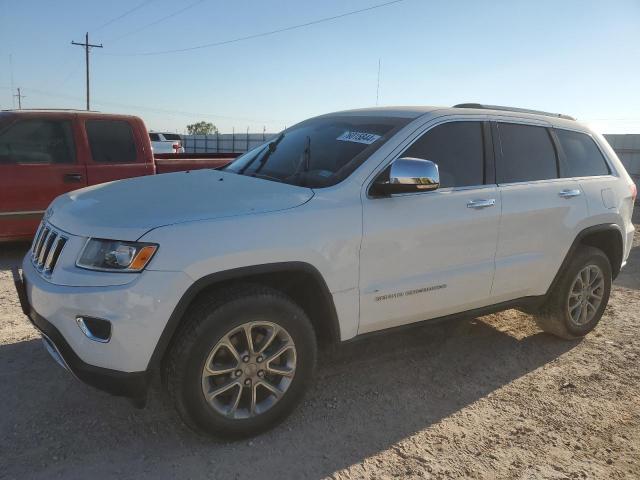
[{"left": 1, "top": 212, "right": 639, "bottom": 480}]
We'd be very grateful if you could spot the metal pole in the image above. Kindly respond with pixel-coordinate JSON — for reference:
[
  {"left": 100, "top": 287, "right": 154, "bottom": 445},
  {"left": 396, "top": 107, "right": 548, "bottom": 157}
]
[
  {"left": 72, "top": 33, "right": 103, "bottom": 111},
  {"left": 85, "top": 33, "right": 90, "bottom": 110}
]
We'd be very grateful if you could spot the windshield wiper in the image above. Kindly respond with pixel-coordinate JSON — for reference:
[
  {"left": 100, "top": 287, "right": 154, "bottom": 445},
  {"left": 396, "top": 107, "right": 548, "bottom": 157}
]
[
  {"left": 303, "top": 135, "right": 311, "bottom": 173},
  {"left": 239, "top": 133, "right": 284, "bottom": 175},
  {"left": 293, "top": 135, "right": 311, "bottom": 179}
]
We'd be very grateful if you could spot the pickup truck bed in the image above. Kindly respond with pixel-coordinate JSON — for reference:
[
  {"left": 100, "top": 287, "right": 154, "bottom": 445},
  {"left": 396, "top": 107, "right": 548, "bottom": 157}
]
[{"left": 0, "top": 110, "right": 239, "bottom": 241}]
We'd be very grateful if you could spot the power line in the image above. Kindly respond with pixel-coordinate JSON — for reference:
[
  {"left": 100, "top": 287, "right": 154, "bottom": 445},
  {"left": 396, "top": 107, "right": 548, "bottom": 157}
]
[
  {"left": 106, "top": 0, "right": 408, "bottom": 56},
  {"left": 71, "top": 33, "right": 103, "bottom": 111},
  {"left": 107, "top": 0, "right": 207, "bottom": 43},
  {"left": 93, "top": 0, "right": 156, "bottom": 32},
  {"left": 16, "top": 86, "right": 291, "bottom": 124}
]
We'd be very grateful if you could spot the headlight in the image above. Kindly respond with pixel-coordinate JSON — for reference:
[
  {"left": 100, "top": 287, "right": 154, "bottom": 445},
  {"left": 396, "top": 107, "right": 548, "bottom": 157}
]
[{"left": 77, "top": 239, "right": 158, "bottom": 272}]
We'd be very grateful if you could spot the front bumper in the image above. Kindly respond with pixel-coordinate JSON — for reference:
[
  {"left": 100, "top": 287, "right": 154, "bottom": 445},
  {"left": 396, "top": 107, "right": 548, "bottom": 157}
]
[
  {"left": 13, "top": 267, "right": 149, "bottom": 400},
  {"left": 14, "top": 256, "right": 192, "bottom": 401}
]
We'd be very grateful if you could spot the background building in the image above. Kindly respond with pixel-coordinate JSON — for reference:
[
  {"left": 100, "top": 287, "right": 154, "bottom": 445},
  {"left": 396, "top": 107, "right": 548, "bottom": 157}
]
[{"left": 605, "top": 135, "right": 640, "bottom": 182}]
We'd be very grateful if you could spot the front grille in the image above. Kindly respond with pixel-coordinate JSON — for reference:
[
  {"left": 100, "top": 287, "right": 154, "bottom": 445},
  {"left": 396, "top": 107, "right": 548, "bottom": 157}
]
[{"left": 31, "top": 223, "right": 67, "bottom": 276}]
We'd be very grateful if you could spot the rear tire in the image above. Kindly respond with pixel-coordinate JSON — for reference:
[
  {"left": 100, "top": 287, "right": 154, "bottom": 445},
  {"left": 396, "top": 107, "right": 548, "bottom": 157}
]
[
  {"left": 535, "top": 246, "right": 611, "bottom": 339},
  {"left": 165, "top": 284, "right": 317, "bottom": 439}
]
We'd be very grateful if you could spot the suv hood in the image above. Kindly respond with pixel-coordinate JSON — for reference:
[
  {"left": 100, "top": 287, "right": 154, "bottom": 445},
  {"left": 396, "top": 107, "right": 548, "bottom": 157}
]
[{"left": 47, "top": 170, "right": 314, "bottom": 240}]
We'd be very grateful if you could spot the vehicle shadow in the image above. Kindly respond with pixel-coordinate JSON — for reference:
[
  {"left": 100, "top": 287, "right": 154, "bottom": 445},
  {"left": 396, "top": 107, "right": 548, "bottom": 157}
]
[
  {"left": 0, "top": 241, "right": 29, "bottom": 271},
  {"left": 1, "top": 314, "right": 579, "bottom": 479}
]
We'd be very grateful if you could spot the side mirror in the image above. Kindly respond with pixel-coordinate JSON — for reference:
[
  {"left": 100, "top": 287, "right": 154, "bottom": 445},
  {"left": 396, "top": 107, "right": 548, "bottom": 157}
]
[{"left": 371, "top": 157, "right": 440, "bottom": 196}]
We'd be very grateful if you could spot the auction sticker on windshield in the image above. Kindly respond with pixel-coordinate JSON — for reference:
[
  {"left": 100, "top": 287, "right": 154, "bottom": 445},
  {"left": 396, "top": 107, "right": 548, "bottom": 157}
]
[{"left": 336, "top": 131, "right": 382, "bottom": 145}]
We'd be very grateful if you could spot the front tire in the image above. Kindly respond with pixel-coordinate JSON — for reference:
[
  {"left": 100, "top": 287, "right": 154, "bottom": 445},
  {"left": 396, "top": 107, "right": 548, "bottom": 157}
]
[
  {"left": 165, "top": 285, "right": 317, "bottom": 439},
  {"left": 535, "top": 246, "right": 612, "bottom": 339}
]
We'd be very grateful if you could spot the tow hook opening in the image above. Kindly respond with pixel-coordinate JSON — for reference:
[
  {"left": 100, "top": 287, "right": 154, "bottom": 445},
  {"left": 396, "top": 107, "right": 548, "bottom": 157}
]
[{"left": 76, "top": 316, "right": 112, "bottom": 343}]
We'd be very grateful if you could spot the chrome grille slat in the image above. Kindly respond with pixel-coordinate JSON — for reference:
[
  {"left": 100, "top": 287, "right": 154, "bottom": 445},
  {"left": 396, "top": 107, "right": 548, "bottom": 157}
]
[
  {"left": 44, "top": 236, "right": 61, "bottom": 271},
  {"left": 33, "top": 227, "right": 50, "bottom": 261},
  {"left": 31, "top": 223, "right": 44, "bottom": 254},
  {"left": 38, "top": 231, "right": 57, "bottom": 267},
  {"left": 44, "top": 237, "right": 67, "bottom": 272},
  {"left": 31, "top": 222, "right": 67, "bottom": 277}
]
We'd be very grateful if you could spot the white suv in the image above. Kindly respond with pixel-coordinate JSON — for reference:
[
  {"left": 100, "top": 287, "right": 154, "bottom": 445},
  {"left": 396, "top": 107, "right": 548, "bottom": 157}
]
[{"left": 15, "top": 104, "right": 637, "bottom": 438}]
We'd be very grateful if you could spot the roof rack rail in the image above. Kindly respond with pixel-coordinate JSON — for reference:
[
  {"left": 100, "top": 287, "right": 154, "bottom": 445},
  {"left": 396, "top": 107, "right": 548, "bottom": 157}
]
[{"left": 453, "top": 103, "right": 575, "bottom": 121}]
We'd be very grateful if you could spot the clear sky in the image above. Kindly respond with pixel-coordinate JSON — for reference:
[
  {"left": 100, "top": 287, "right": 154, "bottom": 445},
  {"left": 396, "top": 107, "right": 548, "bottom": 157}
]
[{"left": 1, "top": 0, "right": 639, "bottom": 134}]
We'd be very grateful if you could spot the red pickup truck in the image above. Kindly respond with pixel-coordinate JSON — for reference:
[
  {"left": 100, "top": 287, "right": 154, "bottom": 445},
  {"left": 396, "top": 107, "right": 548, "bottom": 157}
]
[{"left": 0, "top": 110, "right": 236, "bottom": 241}]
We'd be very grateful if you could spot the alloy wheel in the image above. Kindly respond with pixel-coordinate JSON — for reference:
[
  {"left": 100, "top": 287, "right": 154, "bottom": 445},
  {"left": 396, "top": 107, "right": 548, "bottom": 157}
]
[
  {"left": 567, "top": 264, "right": 605, "bottom": 326},
  {"left": 201, "top": 321, "right": 297, "bottom": 419}
]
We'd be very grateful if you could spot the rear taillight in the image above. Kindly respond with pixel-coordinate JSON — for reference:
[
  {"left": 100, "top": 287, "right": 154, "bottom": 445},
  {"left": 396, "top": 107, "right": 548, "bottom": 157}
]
[{"left": 631, "top": 183, "right": 637, "bottom": 203}]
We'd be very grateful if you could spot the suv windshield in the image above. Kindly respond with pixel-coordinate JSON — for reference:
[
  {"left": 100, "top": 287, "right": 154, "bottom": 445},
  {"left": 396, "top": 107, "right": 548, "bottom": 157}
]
[{"left": 225, "top": 115, "right": 411, "bottom": 188}]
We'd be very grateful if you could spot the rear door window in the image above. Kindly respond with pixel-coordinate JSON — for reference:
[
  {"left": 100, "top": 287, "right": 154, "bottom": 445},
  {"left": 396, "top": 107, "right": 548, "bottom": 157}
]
[
  {"left": 497, "top": 123, "right": 557, "bottom": 183},
  {"left": 149, "top": 133, "right": 160, "bottom": 141},
  {"left": 0, "top": 119, "right": 75, "bottom": 164},
  {"left": 86, "top": 120, "right": 137, "bottom": 163},
  {"left": 556, "top": 129, "right": 610, "bottom": 177},
  {"left": 401, "top": 121, "right": 485, "bottom": 188}
]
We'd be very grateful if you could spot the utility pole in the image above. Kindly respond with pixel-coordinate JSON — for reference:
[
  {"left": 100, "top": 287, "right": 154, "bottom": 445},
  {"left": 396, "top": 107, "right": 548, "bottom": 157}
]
[
  {"left": 14, "top": 88, "right": 25, "bottom": 109},
  {"left": 71, "top": 33, "right": 103, "bottom": 111}
]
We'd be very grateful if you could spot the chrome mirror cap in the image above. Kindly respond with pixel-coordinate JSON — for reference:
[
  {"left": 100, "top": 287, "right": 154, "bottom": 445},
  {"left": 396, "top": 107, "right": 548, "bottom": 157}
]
[{"left": 372, "top": 157, "right": 440, "bottom": 196}]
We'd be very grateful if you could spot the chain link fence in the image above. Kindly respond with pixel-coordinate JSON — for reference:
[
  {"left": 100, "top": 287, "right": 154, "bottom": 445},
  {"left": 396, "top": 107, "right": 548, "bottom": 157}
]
[{"left": 182, "top": 133, "right": 278, "bottom": 154}]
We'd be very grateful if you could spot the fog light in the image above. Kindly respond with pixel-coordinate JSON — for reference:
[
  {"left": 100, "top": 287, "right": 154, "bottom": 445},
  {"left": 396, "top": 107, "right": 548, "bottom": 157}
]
[{"left": 76, "top": 316, "right": 112, "bottom": 343}]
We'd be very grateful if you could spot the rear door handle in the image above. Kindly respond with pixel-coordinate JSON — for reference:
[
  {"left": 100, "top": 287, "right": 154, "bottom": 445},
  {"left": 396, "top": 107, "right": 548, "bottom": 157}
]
[
  {"left": 467, "top": 198, "right": 496, "bottom": 209},
  {"left": 64, "top": 173, "right": 83, "bottom": 183},
  {"left": 558, "top": 189, "right": 581, "bottom": 199}
]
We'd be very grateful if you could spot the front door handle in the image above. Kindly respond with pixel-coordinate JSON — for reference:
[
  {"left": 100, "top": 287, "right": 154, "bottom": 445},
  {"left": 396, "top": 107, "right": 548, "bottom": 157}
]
[
  {"left": 467, "top": 198, "right": 496, "bottom": 209},
  {"left": 64, "top": 173, "right": 83, "bottom": 183},
  {"left": 558, "top": 189, "right": 581, "bottom": 199}
]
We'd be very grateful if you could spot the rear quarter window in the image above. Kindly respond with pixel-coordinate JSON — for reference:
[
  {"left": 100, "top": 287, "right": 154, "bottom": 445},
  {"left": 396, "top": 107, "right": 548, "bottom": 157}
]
[
  {"left": 149, "top": 133, "right": 160, "bottom": 141},
  {"left": 556, "top": 129, "right": 610, "bottom": 177},
  {"left": 86, "top": 120, "right": 137, "bottom": 163}
]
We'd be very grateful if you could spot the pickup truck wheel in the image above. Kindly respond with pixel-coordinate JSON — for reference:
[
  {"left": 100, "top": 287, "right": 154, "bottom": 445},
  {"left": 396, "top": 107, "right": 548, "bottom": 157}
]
[
  {"left": 535, "top": 246, "right": 611, "bottom": 339},
  {"left": 165, "top": 285, "right": 317, "bottom": 439}
]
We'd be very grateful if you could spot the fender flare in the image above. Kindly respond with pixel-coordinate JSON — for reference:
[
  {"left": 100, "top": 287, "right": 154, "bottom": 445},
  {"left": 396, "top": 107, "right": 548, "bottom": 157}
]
[
  {"left": 546, "top": 223, "right": 624, "bottom": 296},
  {"left": 146, "top": 261, "right": 340, "bottom": 371}
]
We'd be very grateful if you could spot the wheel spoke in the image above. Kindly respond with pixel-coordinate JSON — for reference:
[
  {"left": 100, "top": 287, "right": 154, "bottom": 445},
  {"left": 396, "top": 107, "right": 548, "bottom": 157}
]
[
  {"left": 256, "top": 325, "right": 279, "bottom": 354},
  {"left": 208, "top": 380, "right": 240, "bottom": 400},
  {"left": 220, "top": 340, "right": 241, "bottom": 363},
  {"left": 580, "top": 303, "right": 588, "bottom": 324},
  {"left": 266, "top": 344, "right": 294, "bottom": 364},
  {"left": 258, "top": 379, "right": 283, "bottom": 399},
  {"left": 204, "top": 364, "right": 237, "bottom": 377},
  {"left": 250, "top": 382, "right": 258, "bottom": 415},
  {"left": 243, "top": 324, "right": 255, "bottom": 355},
  {"left": 266, "top": 364, "right": 295, "bottom": 377},
  {"left": 227, "top": 384, "right": 243, "bottom": 416}
]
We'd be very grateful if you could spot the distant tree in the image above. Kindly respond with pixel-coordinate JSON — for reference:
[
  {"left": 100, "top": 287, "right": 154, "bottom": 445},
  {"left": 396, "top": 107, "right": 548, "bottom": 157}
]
[{"left": 186, "top": 121, "right": 218, "bottom": 135}]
